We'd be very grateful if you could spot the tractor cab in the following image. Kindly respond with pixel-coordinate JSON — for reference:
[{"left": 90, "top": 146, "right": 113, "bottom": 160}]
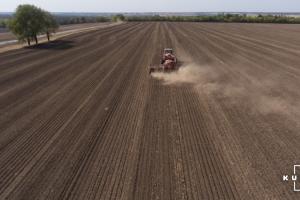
[
  {"left": 162, "top": 48, "right": 176, "bottom": 64},
  {"left": 164, "top": 48, "right": 173, "bottom": 54}
]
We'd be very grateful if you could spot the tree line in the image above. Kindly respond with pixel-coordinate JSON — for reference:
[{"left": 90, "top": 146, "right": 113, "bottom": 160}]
[
  {"left": 55, "top": 16, "right": 110, "bottom": 25},
  {"left": 54, "top": 14, "right": 124, "bottom": 24},
  {"left": 0, "top": 16, "right": 111, "bottom": 29},
  {"left": 125, "top": 14, "right": 300, "bottom": 23},
  {"left": 0, "top": 19, "right": 9, "bottom": 28},
  {"left": 8, "top": 4, "right": 59, "bottom": 45}
]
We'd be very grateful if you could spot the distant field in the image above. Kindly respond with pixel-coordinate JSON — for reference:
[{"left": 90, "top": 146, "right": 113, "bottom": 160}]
[
  {"left": 0, "top": 22, "right": 299, "bottom": 199},
  {"left": 0, "top": 22, "right": 111, "bottom": 42}
]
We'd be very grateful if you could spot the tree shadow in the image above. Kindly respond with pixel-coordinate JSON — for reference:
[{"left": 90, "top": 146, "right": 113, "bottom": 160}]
[{"left": 25, "top": 40, "right": 75, "bottom": 50}]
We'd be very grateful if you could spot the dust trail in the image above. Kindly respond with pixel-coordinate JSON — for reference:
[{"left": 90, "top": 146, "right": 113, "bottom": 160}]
[
  {"left": 254, "top": 95, "right": 300, "bottom": 118},
  {"left": 151, "top": 63, "right": 218, "bottom": 85},
  {"left": 151, "top": 61, "right": 300, "bottom": 120},
  {"left": 257, "top": 96, "right": 289, "bottom": 114}
]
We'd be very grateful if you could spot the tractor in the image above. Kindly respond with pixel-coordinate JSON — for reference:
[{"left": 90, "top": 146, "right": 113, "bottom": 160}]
[{"left": 149, "top": 48, "right": 177, "bottom": 74}]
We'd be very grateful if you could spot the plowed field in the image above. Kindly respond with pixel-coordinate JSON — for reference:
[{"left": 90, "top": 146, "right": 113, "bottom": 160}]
[{"left": 0, "top": 22, "right": 300, "bottom": 199}]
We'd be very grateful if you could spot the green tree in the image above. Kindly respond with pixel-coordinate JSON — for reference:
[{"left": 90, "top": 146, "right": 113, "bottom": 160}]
[
  {"left": 112, "top": 14, "right": 125, "bottom": 22},
  {"left": 9, "top": 5, "right": 43, "bottom": 45},
  {"left": 42, "top": 11, "right": 59, "bottom": 41},
  {"left": 8, "top": 4, "right": 59, "bottom": 45},
  {"left": 0, "top": 19, "right": 7, "bottom": 28}
]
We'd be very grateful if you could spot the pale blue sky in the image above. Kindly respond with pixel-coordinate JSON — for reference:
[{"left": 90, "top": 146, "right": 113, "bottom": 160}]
[{"left": 1, "top": 0, "right": 300, "bottom": 12}]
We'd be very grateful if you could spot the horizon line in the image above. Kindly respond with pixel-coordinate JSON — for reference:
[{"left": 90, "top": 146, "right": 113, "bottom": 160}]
[{"left": 1, "top": 11, "right": 300, "bottom": 13}]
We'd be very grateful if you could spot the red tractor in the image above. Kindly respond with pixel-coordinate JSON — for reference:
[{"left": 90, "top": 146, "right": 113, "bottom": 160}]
[{"left": 149, "top": 48, "right": 177, "bottom": 74}]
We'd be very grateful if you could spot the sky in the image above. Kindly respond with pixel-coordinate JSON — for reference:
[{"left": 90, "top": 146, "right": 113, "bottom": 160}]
[{"left": 1, "top": 0, "right": 300, "bottom": 12}]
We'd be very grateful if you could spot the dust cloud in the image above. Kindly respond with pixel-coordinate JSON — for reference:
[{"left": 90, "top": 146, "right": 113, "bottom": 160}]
[
  {"left": 151, "top": 63, "right": 217, "bottom": 85},
  {"left": 255, "top": 95, "right": 300, "bottom": 117},
  {"left": 151, "top": 62, "right": 300, "bottom": 118}
]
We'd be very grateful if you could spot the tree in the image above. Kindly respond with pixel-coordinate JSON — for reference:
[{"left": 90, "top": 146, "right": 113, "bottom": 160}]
[
  {"left": 8, "top": 4, "right": 59, "bottom": 45},
  {"left": 42, "top": 11, "right": 59, "bottom": 41},
  {"left": 112, "top": 14, "right": 125, "bottom": 22},
  {"left": 0, "top": 19, "right": 7, "bottom": 28},
  {"left": 9, "top": 5, "right": 43, "bottom": 45}
]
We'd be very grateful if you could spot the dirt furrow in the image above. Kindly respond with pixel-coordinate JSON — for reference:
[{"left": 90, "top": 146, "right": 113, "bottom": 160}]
[{"left": 0, "top": 22, "right": 300, "bottom": 200}]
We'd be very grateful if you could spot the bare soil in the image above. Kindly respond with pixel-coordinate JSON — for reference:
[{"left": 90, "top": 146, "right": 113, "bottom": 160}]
[{"left": 0, "top": 22, "right": 299, "bottom": 200}]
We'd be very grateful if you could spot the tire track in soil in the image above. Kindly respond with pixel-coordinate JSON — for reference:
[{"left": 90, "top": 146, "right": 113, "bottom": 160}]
[
  {"left": 0, "top": 23, "right": 145, "bottom": 143},
  {"left": 0, "top": 23, "right": 144, "bottom": 154},
  {"left": 0, "top": 23, "right": 148, "bottom": 197},
  {"left": 166, "top": 22, "right": 239, "bottom": 200}
]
